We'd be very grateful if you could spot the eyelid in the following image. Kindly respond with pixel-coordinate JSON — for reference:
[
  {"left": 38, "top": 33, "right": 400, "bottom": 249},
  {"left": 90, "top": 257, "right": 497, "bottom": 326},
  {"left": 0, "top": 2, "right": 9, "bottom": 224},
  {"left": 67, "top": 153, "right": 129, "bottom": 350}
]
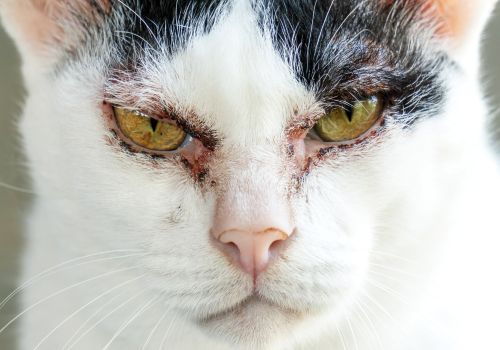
[{"left": 125, "top": 108, "right": 175, "bottom": 125}]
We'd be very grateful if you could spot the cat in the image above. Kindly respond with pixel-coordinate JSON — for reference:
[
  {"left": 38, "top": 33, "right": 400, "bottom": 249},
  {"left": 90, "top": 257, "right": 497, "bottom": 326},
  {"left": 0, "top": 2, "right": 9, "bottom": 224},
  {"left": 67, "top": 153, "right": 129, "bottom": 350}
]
[{"left": 1, "top": 0, "right": 499, "bottom": 349}]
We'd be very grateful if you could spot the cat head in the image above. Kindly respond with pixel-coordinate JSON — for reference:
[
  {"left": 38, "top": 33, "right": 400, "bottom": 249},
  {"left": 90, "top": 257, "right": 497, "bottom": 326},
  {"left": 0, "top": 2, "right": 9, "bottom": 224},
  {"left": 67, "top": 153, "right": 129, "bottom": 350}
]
[{"left": 1, "top": 0, "right": 497, "bottom": 348}]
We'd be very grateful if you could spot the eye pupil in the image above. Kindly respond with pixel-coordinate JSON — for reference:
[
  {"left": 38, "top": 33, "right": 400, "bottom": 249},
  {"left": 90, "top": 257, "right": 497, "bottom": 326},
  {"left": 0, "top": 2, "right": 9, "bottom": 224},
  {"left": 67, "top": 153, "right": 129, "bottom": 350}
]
[
  {"left": 150, "top": 118, "right": 159, "bottom": 132},
  {"left": 345, "top": 106, "right": 353, "bottom": 122}
]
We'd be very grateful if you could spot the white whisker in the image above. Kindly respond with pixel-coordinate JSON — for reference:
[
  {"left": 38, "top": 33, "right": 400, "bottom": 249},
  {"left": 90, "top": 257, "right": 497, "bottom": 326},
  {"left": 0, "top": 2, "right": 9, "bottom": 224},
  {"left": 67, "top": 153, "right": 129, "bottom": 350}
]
[
  {"left": 346, "top": 315, "right": 359, "bottom": 350},
  {"left": 141, "top": 308, "right": 168, "bottom": 350},
  {"left": 65, "top": 290, "right": 146, "bottom": 350},
  {"left": 102, "top": 294, "right": 162, "bottom": 350},
  {"left": 354, "top": 299, "right": 383, "bottom": 350},
  {"left": 360, "top": 290, "right": 395, "bottom": 321},
  {"left": 0, "top": 180, "right": 33, "bottom": 194},
  {"left": 32, "top": 274, "right": 146, "bottom": 350},
  {"left": 336, "top": 324, "right": 348, "bottom": 350},
  {"left": 369, "top": 262, "right": 419, "bottom": 278},
  {"left": 368, "top": 269, "right": 407, "bottom": 283},
  {"left": 0, "top": 266, "right": 141, "bottom": 335},
  {"left": 359, "top": 293, "right": 411, "bottom": 341},
  {"left": 158, "top": 310, "right": 179, "bottom": 350},
  {"left": 61, "top": 289, "right": 129, "bottom": 350},
  {"left": 367, "top": 278, "right": 409, "bottom": 304},
  {"left": 370, "top": 250, "right": 417, "bottom": 264},
  {"left": 0, "top": 250, "right": 145, "bottom": 312}
]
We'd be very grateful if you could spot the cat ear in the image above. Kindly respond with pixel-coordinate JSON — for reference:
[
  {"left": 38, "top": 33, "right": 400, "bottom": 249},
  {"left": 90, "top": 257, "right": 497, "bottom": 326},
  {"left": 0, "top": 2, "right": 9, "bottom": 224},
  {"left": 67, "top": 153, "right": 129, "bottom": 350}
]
[
  {"left": 421, "top": 0, "right": 498, "bottom": 67},
  {"left": 0, "top": 0, "right": 110, "bottom": 70}
]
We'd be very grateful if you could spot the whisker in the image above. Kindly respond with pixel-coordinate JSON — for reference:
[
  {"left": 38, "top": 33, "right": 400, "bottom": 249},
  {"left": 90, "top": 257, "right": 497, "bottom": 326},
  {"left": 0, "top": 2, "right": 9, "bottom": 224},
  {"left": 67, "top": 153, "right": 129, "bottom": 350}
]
[
  {"left": 0, "top": 266, "right": 141, "bottom": 336},
  {"left": 65, "top": 290, "right": 146, "bottom": 350},
  {"left": 141, "top": 308, "right": 168, "bottom": 350},
  {"left": 369, "top": 262, "right": 419, "bottom": 278},
  {"left": 370, "top": 250, "right": 417, "bottom": 264},
  {"left": 0, "top": 250, "right": 145, "bottom": 311},
  {"left": 359, "top": 290, "right": 395, "bottom": 321},
  {"left": 345, "top": 315, "right": 359, "bottom": 350},
  {"left": 32, "top": 274, "right": 146, "bottom": 350},
  {"left": 368, "top": 269, "right": 402, "bottom": 282},
  {"left": 354, "top": 299, "right": 383, "bottom": 350},
  {"left": 61, "top": 289, "right": 129, "bottom": 350},
  {"left": 102, "top": 294, "right": 162, "bottom": 350},
  {"left": 359, "top": 292, "right": 412, "bottom": 341},
  {"left": 366, "top": 279, "right": 409, "bottom": 304},
  {"left": 0, "top": 180, "right": 33, "bottom": 194},
  {"left": 158, "top": 309, "right": 179, "bottom": 350},
  {"left": 335, "top": 324, "right": 348, "bottom": 350}
]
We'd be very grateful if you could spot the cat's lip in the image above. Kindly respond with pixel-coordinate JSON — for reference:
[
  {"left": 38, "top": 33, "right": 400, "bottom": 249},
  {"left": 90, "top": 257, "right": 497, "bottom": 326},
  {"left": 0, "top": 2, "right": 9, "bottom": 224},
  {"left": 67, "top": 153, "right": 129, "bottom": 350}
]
[
  {"left": 197, "top": 293, "right": 302, "bottom": 324},
  {"left": 194, "top": 294, "right": 308, "bottom": 346}
]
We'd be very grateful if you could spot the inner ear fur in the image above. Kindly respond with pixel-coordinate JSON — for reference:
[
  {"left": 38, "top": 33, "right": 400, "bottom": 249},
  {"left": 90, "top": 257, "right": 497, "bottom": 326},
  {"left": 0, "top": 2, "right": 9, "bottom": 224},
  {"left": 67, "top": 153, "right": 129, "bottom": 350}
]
[
  {"left": 383, "top": 0, "right": 497, "bottom": 44},
  {"left": 0, "top": 0, "right": 111, "bottom": 66},
  {"left": 383, "top": 0, "right": 497, "bottom": 70},
  {"left": 422, "top": 0, "right": 498, "bottom": 42}
]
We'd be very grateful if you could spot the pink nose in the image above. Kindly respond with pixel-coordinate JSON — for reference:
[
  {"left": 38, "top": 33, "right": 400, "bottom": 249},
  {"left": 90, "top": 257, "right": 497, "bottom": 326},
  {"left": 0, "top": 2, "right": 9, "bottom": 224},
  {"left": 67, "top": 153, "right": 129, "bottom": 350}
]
[{"left": 217, "top": 228, "right": 290, "bottom": 275}]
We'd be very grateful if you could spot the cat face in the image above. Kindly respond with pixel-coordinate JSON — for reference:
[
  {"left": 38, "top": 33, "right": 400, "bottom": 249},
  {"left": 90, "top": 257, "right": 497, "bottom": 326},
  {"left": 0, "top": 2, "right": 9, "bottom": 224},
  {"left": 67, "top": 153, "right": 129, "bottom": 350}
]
[{"left": 1, "top": 0, "right": 497, "bottom": 348}]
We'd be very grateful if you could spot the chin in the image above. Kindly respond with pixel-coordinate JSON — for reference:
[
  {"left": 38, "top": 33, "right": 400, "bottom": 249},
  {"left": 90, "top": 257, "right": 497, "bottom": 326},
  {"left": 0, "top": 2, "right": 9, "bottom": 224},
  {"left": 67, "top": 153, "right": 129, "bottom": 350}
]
[{"left": 196, "top": 296, "right": 309, "bottom": 349}]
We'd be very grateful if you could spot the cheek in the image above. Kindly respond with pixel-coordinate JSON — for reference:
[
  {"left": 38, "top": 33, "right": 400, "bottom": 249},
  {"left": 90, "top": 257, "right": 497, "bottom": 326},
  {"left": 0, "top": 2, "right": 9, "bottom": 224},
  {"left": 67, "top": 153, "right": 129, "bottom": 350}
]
[{"left": 294, "top": 166, "right": 378, "bottom": 265}]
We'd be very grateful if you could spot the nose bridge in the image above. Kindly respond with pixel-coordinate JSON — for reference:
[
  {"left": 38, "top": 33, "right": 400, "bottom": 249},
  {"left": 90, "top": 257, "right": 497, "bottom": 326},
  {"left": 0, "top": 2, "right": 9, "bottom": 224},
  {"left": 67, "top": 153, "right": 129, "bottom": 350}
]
[
  {"left": 211, "top": 150, "right": 294, "bottom": 236},
  {"left": 210, "top": 148, "right": 295, "bottom": 276}
]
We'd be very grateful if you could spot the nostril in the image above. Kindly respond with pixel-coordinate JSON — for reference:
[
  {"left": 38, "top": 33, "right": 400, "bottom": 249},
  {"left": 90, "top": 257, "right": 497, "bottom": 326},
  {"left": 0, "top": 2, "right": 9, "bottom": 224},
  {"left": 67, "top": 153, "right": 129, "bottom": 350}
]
[
  {"left": 214, "top": 238, "right": 241, "bottom": 266},
  {"left": 215, "top": 228, "right": 292, "bottom": 276},
  {"left": 269, "top": 238, "right": 285, "bottom": 256},
  {"left": 226, "top": 241, "right": 238, "bottom": 250}
]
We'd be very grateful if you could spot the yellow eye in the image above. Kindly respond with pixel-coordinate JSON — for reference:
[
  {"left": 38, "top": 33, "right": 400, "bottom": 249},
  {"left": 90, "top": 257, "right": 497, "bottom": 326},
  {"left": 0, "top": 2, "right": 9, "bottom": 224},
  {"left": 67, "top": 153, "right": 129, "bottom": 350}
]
[
  {"left": 114, "top": 107, "right": 187, "bottom": 152},
  {"left": 314, "top": 96, "right": 383, "bottom": 142}
]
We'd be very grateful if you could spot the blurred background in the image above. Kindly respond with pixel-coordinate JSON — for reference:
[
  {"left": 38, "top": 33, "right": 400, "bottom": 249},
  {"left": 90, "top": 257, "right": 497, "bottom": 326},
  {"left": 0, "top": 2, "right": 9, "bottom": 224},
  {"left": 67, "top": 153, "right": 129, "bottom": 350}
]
[{"left": 0, "top": 8, "right": 499, "bottom": 350}]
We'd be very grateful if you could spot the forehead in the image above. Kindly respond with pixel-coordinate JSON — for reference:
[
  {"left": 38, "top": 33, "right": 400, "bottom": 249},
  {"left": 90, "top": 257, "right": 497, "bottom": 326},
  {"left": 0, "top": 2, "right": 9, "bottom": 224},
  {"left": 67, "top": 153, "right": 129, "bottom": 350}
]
[
  {"left": 104, "top": 0, "right": 311, "bottom": 144},
  {"left": 78, "top": 0, "right": 443, "bottom": 143},
  {"left": 162, "top": 0, "right": 312, "bottom": 143}
]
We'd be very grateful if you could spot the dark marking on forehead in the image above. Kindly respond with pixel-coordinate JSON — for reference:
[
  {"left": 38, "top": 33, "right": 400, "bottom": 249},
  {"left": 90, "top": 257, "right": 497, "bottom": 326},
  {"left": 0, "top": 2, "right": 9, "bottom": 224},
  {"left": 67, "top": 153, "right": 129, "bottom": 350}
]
[
  {"left": 116, "top": 0, "right": 229, "bottom": 53},
  {"left": 67, "top": 0, "right": 230, "bottom": 140},
  {"left": 257, "top": 0, "right": 448, "bottom": 125},
  {"left": 72, "top": 0, "right": 448, "bottom": 130},
  {"left": 70, "top": 0, "right": 230, "bottom": 66}
]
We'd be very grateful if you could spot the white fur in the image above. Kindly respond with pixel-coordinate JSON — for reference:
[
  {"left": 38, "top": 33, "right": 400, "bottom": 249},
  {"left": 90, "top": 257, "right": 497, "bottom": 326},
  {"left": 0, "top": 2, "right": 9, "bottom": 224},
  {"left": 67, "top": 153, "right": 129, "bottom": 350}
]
[{"left": 1, "top": 0, "right": 499, "bottom": 349}]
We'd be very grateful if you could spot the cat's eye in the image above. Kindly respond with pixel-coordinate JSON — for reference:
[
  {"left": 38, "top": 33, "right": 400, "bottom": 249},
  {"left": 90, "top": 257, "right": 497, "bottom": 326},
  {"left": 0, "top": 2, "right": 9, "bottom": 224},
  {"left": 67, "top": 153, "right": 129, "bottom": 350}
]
[
  {"left": 114, "top": 107, "right": 187, "bottom": 152},
  {"left": 313, "top": 96, "right": 383, "bottom": 142}
]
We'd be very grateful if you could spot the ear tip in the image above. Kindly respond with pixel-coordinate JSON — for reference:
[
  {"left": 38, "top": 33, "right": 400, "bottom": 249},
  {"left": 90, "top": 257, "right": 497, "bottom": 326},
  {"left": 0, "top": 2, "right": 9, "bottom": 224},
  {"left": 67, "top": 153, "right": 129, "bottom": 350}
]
[{"left": 0, "top": 0, "right": 61, "bottom": 64}]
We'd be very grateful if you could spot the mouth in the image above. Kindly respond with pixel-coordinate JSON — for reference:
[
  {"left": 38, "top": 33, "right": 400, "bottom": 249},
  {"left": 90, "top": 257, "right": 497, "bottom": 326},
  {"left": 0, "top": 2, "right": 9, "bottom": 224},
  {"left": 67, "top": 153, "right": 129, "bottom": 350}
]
[
  {"left": 195, "top": 294, "right": 306, "bottom": 348},
  {"left": 198, "top": 293, "right": 300, "bottom": 324}
]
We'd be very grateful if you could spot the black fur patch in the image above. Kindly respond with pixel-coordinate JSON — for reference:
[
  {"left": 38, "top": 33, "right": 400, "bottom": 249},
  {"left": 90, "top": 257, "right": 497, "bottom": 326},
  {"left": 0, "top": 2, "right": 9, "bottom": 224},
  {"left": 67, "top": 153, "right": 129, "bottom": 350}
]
[
  {"left": 70, "top": 0, "right": 230, "bottom": 65},
  {"left": 72, "top": 0, "right": 447, "bottom": 127},
  {"left": 258, "top": 0, "right": 448, "bottom": 125},
  {"left": 116, "top": 0, "right": 229, "bottom": 56}
]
